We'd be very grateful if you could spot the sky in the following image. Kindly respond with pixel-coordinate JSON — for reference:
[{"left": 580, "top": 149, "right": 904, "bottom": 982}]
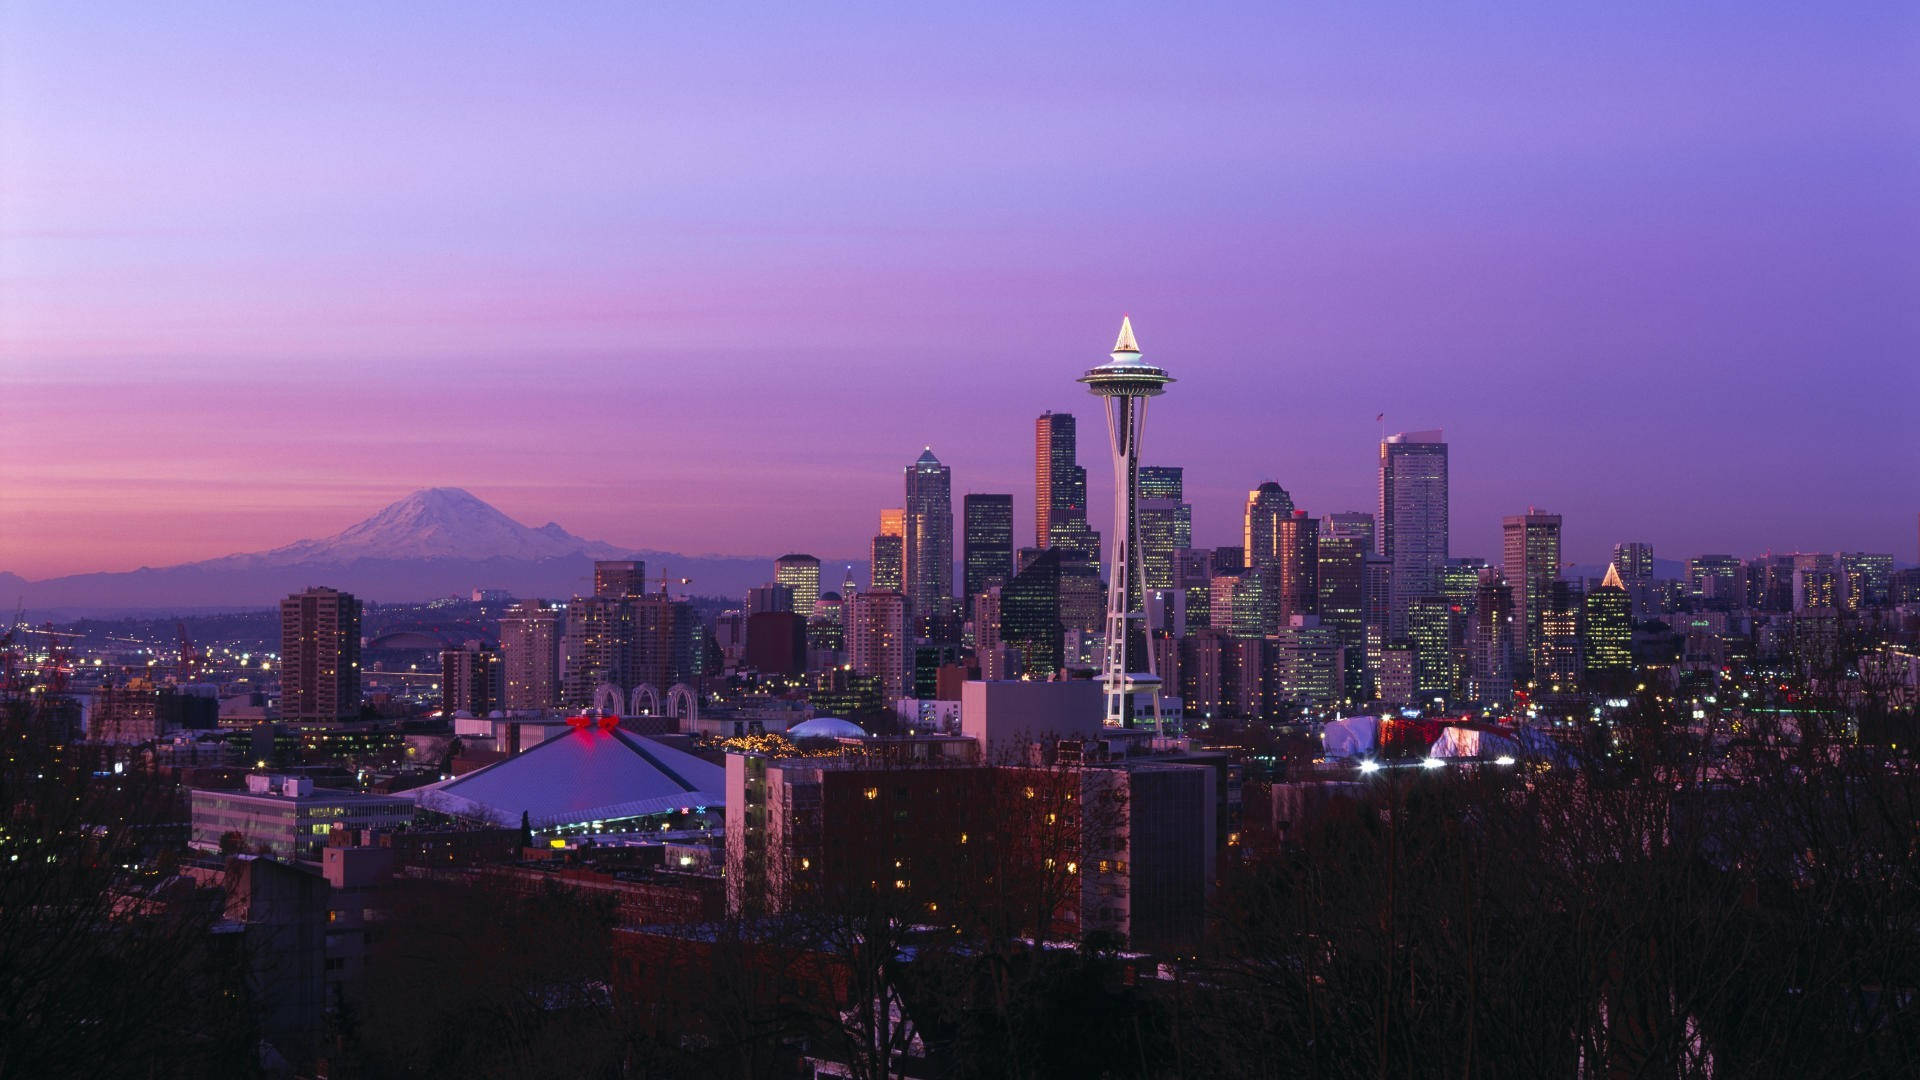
[{"left": 2, "top": 2, "right": 1916, "bottom": 579}]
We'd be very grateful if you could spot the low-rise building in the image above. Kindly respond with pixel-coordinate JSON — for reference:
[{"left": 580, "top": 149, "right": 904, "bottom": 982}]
[{"left": 190, "top": 774, "right": 414, "bottom": 860}]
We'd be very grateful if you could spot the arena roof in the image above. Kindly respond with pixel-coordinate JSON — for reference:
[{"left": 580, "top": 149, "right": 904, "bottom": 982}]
[{"left": 411, "top": 724, "right": 725, "bottom": 829}]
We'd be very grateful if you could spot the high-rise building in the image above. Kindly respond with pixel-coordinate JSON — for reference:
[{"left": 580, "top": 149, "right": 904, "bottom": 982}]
[
  {"left": 847, "top": 591, "right": 909, "bottom": 702},
  {"left": 962, "top": 494, "right": 1015, "bottom": 619},
  {"left": 1269, "top": 617, "right": 1345, "bottom": 708},
  {"left": 745, "top": 584, "right": 795, "bottom": 616},
  {"left": 1537, "top": 581, "right": 1583, "bottom": 689},
  {"left": 903, "top": 448, "right": 954, "bottom": 625},
  {"left": 1243, "top": 483, "right": 1296, "bottom": 570},
  {"left": 1324, "top": 511, "right": 1376, "bottom": 554},
  {"left": 1583, "top": 565, "right": 1632, "bottom": 687},
  {"left": 870, "top": 533, "right": 903, "bottom": 593},
  {"left": 1035, "top": 411, "right": 1086, "bottom": 550},
  {"left": 440, "top": 643, "right": 502, "bottom": 718},
  {"left": 1838, "top": 552, "right": 1894, "bottom": 610},
  {"left": 1687, "top": 555, "right": 1743, "bottom": 606},
  {"left": 1275, "top": 510, "right": 1319, "bottom": 627},
  {"left": 1175, "top": 548, "right": 1214, "bottom": 633},
  {"left": 561, "top": 595, "right": 635, "bottom": 707},
  {"left": 1466, "top": 574, "right": 1514, "bottom": 706},
  {"left": 632, "top": 593, "right": 696, "bottom": 693},
  {"left": 1502, "top": 509, "right": 1562, "bottom": 683},
  {"left": 1137, "top": 466, "right": 1192, "bottom": 597},
  {"left": 1379, "top": 430, "right": 1449, "bottom": 635},
  {"left": 1405, "top": 596, "right": 1456, "bottom": 704},
  {"left": 999, "top": 547, "right": 1064, "bottom": 678},
  {"left": 498, "top": 600, "right": 562, "bottom": 710},
  {"left": 593, "top": 560, "right": 646, "bottom": 599},
  {"left": 1316, "top": 535, "right": 1368, "bottom": 700},
  {"left": 279, "top": 588, "right": 362, "bottom": 721},
  {"left": 774, "top": 554, "right": 822, "bottom": 619},
  {"left": 1610, "top": 542, "right": 1654, "bottom": 619},
  {"left": 1080, "top": 317, "right": 1173, "bottom": 727}
]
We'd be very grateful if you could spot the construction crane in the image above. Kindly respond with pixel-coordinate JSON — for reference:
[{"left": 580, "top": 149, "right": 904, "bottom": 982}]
[
  {"left": 177, "top": 621, "right": 198, "bottom": 684},
  {"left": 38, "top": 622, "right": 75, "bottom": 696},
  {"left": 653, "top": 570, "right": 692, "bottom": 597}
]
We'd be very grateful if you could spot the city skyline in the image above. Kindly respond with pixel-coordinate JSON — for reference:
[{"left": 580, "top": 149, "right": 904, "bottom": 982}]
[{"left": 4, "top": 5, "right": 1917, "bottom": 578}]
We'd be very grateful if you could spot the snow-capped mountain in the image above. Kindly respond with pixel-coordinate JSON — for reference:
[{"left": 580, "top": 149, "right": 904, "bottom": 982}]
[
  {"left": 200, "top": 487, "right": 629, "bottom": 568},
  {"left": 3, "top": 488, "right": 800, "bottom": 612}
]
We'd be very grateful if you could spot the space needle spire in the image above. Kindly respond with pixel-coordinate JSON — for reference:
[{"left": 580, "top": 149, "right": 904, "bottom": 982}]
[{"left": 1079, "top": 315, "right": 1175, "bottom": 730}]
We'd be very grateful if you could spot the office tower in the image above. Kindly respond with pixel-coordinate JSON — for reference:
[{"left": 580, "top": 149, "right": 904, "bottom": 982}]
[
  {"left": 1035, "top": 411, "right": 1089, "bottom": 549},
  {"left": 1376, "top": 642, "right": 1416, "bottom": 707},
  {"left": 903, "top": 448, "right": 954, "bottom": 625},
  {"left": 1324, "top": 511, "right": 1376, "bottom": 554},
  {"left": 744, "top": 613, "right": 806, "bottom": 675},
  {"left": 1502, "top": 509, "right": 1562, "bottom": 683},
  {"left": 879, "top": 508, "right": 905, "bottom": 539},
  {"left": 1080, "top": 317, "right": 1174, "bottom": 727},
  {"left": 1243, "top": 483, "right": 1296, "bottom": 569},
  {"left": 745, "top": 584, "right": 795, "bottom": 616},
  {"left": 962, "top": 494, "right": 1015, "bottom": 619},
  {"left": 593, "top": 560, "right": 646, "bottom": 599},
  {"left": 1270, "top": 617, "right": 1345, "bottom": 707},
  {"left": 774, "top": 554, "right": 822, "bottom": 619},
  {"left": 1466, "top": 574, "right": 1514, "bottom": 706},
  {"left": 1583, "top": 565, "right": 1632, "bottom": 687},
  {"left": 1175, "top": 548, "right": 1213, "bottom": 633},
  {"left": 1210, "top": 573, "right": 1268, "bottom": 637},
  {"left": 974, "top": 588, "right": 1009, "bottom": 679},
  {"left": 999, "top": 547, "right": 1065, "bottom": 678},
  {"left": 1436, "top": 558, "right": 1484, "bottom": 606},
  {"left": 1537, "top": 581, "right": 1583, "bottom": 689},
  {"left": 870, "top": 533, "right": 903, "bottom": 593},
  {"left": 1211, "top": 547, "right": 1246, "bottom": 575},
  {"left": 561, "top": 594, "right": 634, "bottom": 707},
  {"left": 1316, "top": 535, "right": 1368, "bottom": 700},
  {"left": 279, "top": 587, "right": 362, "bottom": 721},
  {"left": 498, "top": 600, "right": 562, "bottom": 710},
  {"left": 1687, "top": 555, "right": 1743, "bottom": 605},
  {"left": 1379, "top": 430, "right": 1449, "bottom": 635},
  {"left": 1406, "top": 596, "right": 1456, "bottom": 704},
  {"left": 847, "top": 591, "right": 909, "bottom": 702},
  {"left": 632, "top": 593, "right": 696, "bottom": 693},
  {"left": 1362, "top": 556, "right": 1392, "bottom": 633},
  {"left": 1275, "top": 511, "right": 1320, "bottom": 626},
  {"left": 1137, "top": 466, "right": 1192, "bottom": 597},
  {"left": 1839, "top": 552, "right": 1894, "bottom": 610},
  {"left": 440, "top": 642, "right": 501, "bottom": 717},
  {"left": 1610, "top": 542, "right": 1654, "bottom": 619}
]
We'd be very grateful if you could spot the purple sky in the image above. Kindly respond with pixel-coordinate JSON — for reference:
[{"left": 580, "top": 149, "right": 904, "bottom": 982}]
[{"left": 3, "top": 3, "right": 1916, "bottom": 578}]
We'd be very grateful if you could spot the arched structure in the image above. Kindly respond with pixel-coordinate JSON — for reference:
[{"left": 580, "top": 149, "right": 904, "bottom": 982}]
[
  {"left": 592, "top": 683, "right": 623, "bottom": 716},
  {"left": 665, "top": 683, "right": 698, "bottom": 725},
  {"left": 630, "top": 684, "right": 659, "bottom": 716}
]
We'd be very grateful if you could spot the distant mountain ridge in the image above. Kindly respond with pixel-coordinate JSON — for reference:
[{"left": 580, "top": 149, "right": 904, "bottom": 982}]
[{"left": 2, "top": 488, "right": 829, "bottom": 615}]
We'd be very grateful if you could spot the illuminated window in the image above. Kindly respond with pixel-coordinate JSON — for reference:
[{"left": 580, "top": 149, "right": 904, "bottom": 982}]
[{"left": 864, "top": 787, "right": 878, "bottom": 800}]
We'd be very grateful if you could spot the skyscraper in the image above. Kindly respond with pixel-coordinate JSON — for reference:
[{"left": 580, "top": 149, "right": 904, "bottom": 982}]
[
  {"left": 1324, "top": 511, "right": 1376, "bottom": 553},
  {"left": 1243, "top": 482, "right": 1296, "bottom": 570},
  {"left": 962, "top": 494, "right": 1014, "bottom": 619},
  {"left": 1583, "top": 565, "right": 1632, "bottom": 687},
  {"left": 1379, "top": 430, "right": 1449, "bottom": 635},
  {"left": 774, "top": 554, "right": 822, "bottom": 619},
  {"left": 279, "top": 587, "right": 362, "bottom": 721},
  {"left": 561, "top": 594, "right": 634, "bottom": 707},
  {"left": 1275, "top": 510, "right": 1319, "bottom": 626},
  {"left": 1315, "top": 534, "right": 1367, "bottom": 700},
  {"left": 441, "top": 642, "right": 501, "bottom": 718},
  {"left": 1080, "top": 316, "right": 1174, "bottom": 728},
  {"left": 498, "top": 600, "right": 562, "bottom": 710},
  {"left": 903, "top": 448, "right": 954, "bottom": 625},
  {"left": 1466, "top": 574, "right": 1514, "bottom": 706},
  {"left": 1035, "top": 411, "right": 1087, "bottom": 550},
  {"left": 1610, "top": 541, "right": 1654, "bottom": 619},
  {"left": 871, "top": 508, "right": 904, "bottom": 593},
  {"left": 847, "top": 591, "right": 908, "bottom": 702},
  {"left": 593, "top": 560, "right": 646, "bottom": 599},
  {"left": 1502, "top": 509, "right": 1563, "bottom": 683},
  {"left": 999, "top": 547, "right": 1065, "bottom": 678},
  {"left": 1137, "top": 466, "right": 1192, "bottom": 596}
]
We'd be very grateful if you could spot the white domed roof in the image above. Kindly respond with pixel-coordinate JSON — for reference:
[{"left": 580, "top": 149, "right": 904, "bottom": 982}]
[{"left": 789, "top": 717, "right": 867, "bottom": 739}]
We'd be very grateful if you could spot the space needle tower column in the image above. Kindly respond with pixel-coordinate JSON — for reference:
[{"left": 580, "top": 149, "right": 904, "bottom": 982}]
[{"left": 1080, "top": 316, "right": 1174, "bottom": 730}]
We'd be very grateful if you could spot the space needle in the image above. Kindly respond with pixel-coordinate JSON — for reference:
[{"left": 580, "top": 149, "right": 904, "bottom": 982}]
[{"left": 1079, "top": 316, "right": 1174, "bottom": 730}]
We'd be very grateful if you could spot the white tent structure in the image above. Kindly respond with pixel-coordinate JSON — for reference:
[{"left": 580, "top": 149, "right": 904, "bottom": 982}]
[{"left": 1320, "top": 715, "right": 1379, "bottom": 759}]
